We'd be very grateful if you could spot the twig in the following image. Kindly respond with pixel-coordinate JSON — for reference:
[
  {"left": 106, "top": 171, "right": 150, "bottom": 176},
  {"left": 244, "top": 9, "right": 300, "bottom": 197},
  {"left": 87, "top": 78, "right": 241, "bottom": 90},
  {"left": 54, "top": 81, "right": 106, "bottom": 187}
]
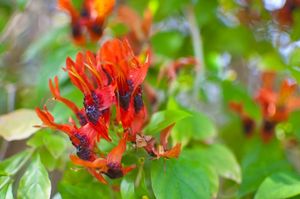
[{"left": 185, "top": 5, "right": 205, "bottom": 97}]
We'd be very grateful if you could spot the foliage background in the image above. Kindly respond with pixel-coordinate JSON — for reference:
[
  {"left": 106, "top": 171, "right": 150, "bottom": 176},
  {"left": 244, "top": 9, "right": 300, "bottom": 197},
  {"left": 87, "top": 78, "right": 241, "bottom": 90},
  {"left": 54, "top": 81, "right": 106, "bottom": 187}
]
[{"left": 1, "top": 0, "right": 300, "bottom": 198}]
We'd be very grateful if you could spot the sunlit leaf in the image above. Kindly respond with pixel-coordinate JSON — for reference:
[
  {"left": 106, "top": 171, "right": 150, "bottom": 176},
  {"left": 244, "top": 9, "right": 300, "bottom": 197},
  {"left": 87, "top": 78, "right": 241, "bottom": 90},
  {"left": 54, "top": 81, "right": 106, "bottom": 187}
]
[
  {"left": 0, "top": 181, "right": 13, "bottom": 199},
  {"left": 255, "top": 172, "right": 300, "bottom": 199},
  {"left": 17, "top": 155, "right": 51, "bottom": 199},
  {"left": 0, "top": 177, "right": 10, "bottom": 190},
  {"left": 121, "top": 174, "right": 135, "bottom": 199},
  {"left": 0, "top": 109, "right": 40, "bottom": 141},
  {"left": 0, "top": 150, "right": 32, "bottom": 176}
]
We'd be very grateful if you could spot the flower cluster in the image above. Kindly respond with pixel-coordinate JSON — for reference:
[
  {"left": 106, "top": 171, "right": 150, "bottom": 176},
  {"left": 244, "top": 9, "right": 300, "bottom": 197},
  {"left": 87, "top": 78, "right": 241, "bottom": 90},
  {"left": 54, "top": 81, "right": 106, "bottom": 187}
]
[
  {"left": 230, "top": 71, "right": 300, "bottom": 142},
  {"left": 58, "top": 0, "right": 115, "bottom": 45},
  {"left": 36, "top": 39, "right": 181, "bottom": 183}
]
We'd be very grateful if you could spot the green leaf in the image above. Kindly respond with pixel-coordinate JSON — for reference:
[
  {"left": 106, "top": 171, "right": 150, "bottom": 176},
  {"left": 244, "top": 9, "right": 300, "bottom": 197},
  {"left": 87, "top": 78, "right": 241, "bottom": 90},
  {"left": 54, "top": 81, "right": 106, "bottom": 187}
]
[
  {"left": 39, "top": 147, "right": 58, "bottom": 171},
  {"left": 255, "top": 172, "right": 300, "bottom": 199},
  {"left": 194, "top": 0, "right": 218, "bottom": 26},
  {"left": 43, "top": 133, "right": 67, "bottom": 159},
  {"left": 0, "top": 177, "right": 10, "bottom": 190},
  {"left": 153, "top": 0, "right": 187, "bottom": 20},
  {"left": 151, "top": 31, "right": 185, "bottom": 58},
  {"left": 27, "top": 130, "right": 67, "bottom": 159},
  {"left": 144, "top": 109, "right": 190, "bottom": 134},
  {"left": 172, "top": 111, "right": 217, "bottom": 145},
  {"left": 289, "top": 48, "right": 300, "bottom": 66},
  {"left": 200, "top": 165, "right": 219, "bottom": 198},
  {"left": 27, "top": 130, "right": 47, "bottom": 148},
  {"left": 289, "top": 66, "right": 300, "bottom": 85},
  {"left": 290, "top": 12, "right": 300, "bottom": 41},
  {"left": 204, "top": 25, "right": 257, "bottom": 56},
  {"left": 59, "top": 182, "right": 112, "bottom": 199},
  {"left": 0, "top": 181, "right": 13, "bottom": 199},
  {"left": 144, "top": 110, "right": 190, "bottom": 134},
  {"left": 134, "top": 169, "right": 150, "bottom": 198},
  {"left": 111, "top": 23, "right": 129, "bottom": 37},
  {"left": 58, "top": 162, "right": 114, "bottom": 199},
  {"left": 0, "top": 150, "right": 31, "bottom": 176},
  {"left": 238, "top": 138, "right": 292, "bottom": 198},
  {"left": 17, "top": 155, "right": 51, "bottom": 199},
  {"left": 0, "top": 109, "right": 40, "bottom": 141},
  {"left": 259, "top": 51, "right": 286, "bottom": 71},
  {"left": 121, "top": 174, "right": 135, "bottom": 199},
  {"left": 151, "top": 158, "right": 210, "bottom": 199},
  {"left": 288, "top": 111, "right": 300, "bottom": 141},
  {"left": 184, "top": 144, "right": 241, "bottom": 183}
]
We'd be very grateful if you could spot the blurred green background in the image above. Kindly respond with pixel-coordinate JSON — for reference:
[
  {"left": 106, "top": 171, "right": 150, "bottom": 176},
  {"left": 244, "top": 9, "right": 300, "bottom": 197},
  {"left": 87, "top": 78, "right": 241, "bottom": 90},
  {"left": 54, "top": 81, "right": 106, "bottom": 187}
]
[{"left": 1, "top": 0, "right": 300, "bottom": 199}]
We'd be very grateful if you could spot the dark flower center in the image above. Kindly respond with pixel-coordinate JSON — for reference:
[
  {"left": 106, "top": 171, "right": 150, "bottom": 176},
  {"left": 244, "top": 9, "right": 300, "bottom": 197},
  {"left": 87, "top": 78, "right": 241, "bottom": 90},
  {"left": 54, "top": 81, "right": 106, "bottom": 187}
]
[
  {"left": 72, "top": 23, "right": 82, "bottom": 38},
  {"left": 77, "top": 112, "right": 87, "bottom": 126},
  {"left": 84, "top": 92, "right": 103, "bottom": 124},
  {"left": 263, "top": 119, "right": 276, "bottom": 134},
  {"left": 133, "top": 86, "right": 144, "bottom": 113},
  {"left": 91, "top": 23, "right": 103, "bottom": 35},
  {"left": 86, "top": 105, "right": 102, "bottom": 124},
  {"left": 118, "top": 80, "right": 134, "bottom": 110},
  {"left": 80, "top": 8, "right": 89, "bottom": 18},
  {"left": 72, "top": 133, "right": 92, "bottom": 161},
  {"left": 105, "top": 163, "right": 123, "bottom": 179},
  {"left": 119, "top": 92, "right": 131, "bottom": 110},
  {"left": 243, "top": 118, "right": 255, "bottom": 135}
]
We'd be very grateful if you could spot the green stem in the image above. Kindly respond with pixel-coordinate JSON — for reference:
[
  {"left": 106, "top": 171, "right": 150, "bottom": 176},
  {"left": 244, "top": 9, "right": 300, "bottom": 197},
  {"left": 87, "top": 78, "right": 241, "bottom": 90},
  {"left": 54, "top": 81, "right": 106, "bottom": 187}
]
[{"left": 186, "top": 5, "right": 205, "bottom": 97}]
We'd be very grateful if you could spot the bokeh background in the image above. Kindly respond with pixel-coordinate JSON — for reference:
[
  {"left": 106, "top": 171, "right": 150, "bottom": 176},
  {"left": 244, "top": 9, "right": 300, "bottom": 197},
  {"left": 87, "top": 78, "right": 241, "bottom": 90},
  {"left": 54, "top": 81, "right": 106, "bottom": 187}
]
[{"left": 1, "top": 0, "right": 300, "bottom": 198}]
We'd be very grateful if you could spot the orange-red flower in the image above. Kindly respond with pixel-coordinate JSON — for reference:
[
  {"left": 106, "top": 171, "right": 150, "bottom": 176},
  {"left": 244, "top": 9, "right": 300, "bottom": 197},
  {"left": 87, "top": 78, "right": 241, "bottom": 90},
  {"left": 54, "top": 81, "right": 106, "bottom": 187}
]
[
  {"left": 35, "top": 38, "right": 153, "bottom": 183},
  {"left": 60, "top": 52, "right": 116, "bottom": 141},
  {"left": 58, "top": 0, "right": 115, "bottom": 44},
  {"left": 70, "top": 133, "right": 135, "bottom": 184},
  {"left": 256, "top": 72, "right": 300, "bottom": 141},
  {"left": 116, "top": 5, "right": 152, "bottom": 54},
  {"left": 36, "top": 106, "right": 99, "bottom": 161},
  {"left": 99, "top": 39, "right": 150, "bottom": 137},
  {"left": 158, "top": 57, "right": 197, "bottom": 84},
  {"left": 228, "top": 72, "right": 300, "bottom": 142},
  {"left": 36, "top": 38, "right": 182, "bottom": 184},
  {"left": 274, "top": 0, "right": 300, "bottom": 28}
]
